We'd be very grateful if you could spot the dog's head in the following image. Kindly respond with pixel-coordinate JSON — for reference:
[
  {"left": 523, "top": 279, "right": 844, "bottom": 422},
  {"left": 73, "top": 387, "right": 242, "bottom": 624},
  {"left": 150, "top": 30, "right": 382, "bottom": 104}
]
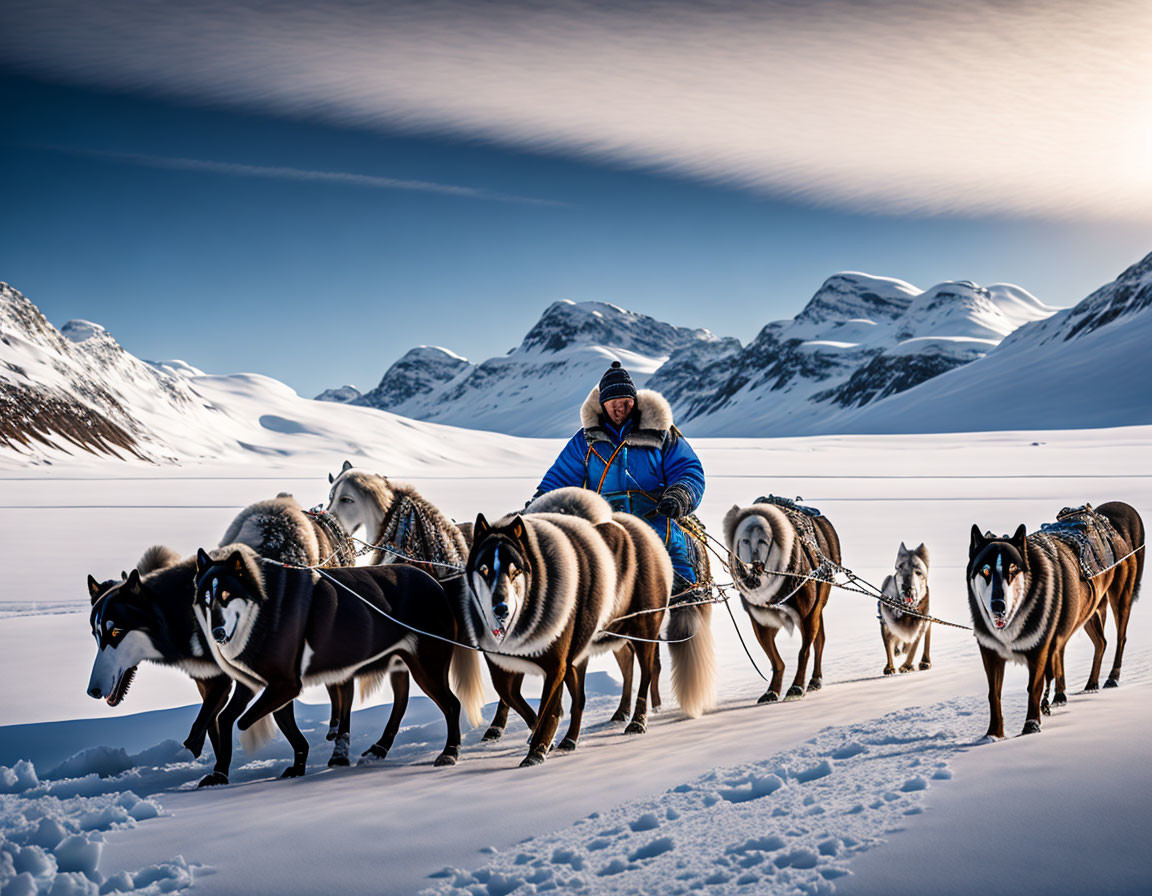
[
  {"left": 968, "top": 524, "right": 1029, "bottom": 631},
  {"left": 724, "top": 505, "right": 793, "bottom": 602},
  {"left": 325, "top": 463, "right": 393, "bottom": 536},
  {"left": 892, "top": 542, "right": 930, "bottom": 608},
  {"left": 466, "top": 513, "right": 531, "bottom": 644},
  {"left": 194, "top": 547, "right": 262, "bottom": 646},
  {"left": 87, "top": 569, "right": 162, "bottom": 706}
]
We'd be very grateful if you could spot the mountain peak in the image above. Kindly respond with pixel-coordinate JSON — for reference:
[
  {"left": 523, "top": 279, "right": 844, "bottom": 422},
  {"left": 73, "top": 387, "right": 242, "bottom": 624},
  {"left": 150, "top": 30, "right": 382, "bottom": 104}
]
[
  {"left": 519, "top": 300, "right": 717, "bottom": 356},
  {"left": 794, "top": 273, "right": 920, "bottom": 326}
]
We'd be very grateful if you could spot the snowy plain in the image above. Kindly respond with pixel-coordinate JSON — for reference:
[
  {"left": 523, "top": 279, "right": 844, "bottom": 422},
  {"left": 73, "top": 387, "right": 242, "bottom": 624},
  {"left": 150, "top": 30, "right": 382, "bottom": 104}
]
[{"left": 1, "top": 425, "right": 1150, "bottom": 895}]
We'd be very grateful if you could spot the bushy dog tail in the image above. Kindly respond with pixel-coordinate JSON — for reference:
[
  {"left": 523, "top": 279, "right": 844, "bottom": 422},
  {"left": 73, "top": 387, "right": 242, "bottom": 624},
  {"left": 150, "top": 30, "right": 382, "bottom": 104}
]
[
  {"left": 451, "top": 644, "right": 485, "bottom": 728},
  {"left": 667, "top": 602, "right": 716, "bottom": 719},
  {"left": 239, "top": 713, "right": 277, "bottom": 755},
  {"left": 136, "top": 544, "right": 181, "bottom": 575}
]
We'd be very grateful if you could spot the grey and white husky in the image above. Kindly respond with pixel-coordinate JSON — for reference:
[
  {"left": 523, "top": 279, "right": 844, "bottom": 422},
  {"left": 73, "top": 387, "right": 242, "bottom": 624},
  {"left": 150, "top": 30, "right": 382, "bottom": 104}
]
[
  {"left": 724, "top": 499, "right": 842, "bottom": 704},
  {"left": 878, "top": 542, "right": 932, "bottom": 676}
]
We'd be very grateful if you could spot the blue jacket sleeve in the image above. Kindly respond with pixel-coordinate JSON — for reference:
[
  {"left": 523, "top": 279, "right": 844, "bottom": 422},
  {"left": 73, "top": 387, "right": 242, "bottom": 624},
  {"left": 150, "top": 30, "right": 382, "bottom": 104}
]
[
  {"left": 661, "top": 434, "right": 705, "bottom": 512},
  {"left": 537, "top": 431, "right": 589, "bottom": 494}
]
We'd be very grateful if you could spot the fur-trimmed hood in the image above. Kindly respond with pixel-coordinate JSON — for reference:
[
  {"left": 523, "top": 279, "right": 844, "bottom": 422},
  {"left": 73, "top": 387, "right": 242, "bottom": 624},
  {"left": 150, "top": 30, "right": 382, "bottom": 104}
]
[{"left": 580, "top": 387, "right": 675, "bottom": 450}]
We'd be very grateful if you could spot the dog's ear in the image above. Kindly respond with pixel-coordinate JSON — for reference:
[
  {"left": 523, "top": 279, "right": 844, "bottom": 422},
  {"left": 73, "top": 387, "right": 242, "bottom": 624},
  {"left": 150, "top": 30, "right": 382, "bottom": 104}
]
[
  {"left": 969, "top": 525, "right": 986, "bottom": 558},
  {"left": 342, "top": 460, "right": 353, "bottom": 473},
  {"left": 228, "top": 550, "right": 245, "bottom": 574},
  {"left": 196, "top": 548, "right": 211, "bottom": 574},
  {"left": 914, "top": 543, "right": 929, "bottom": 567},
  {"left": 328, "top": 472, "right": 335, "bottom": 484},
  {"left": 87, "top": 575, "right": 103, "bottom": 604},
  {"left": 125, "top": 569, "right": 142, "bottom": 592},
  {"left": 1011, "top": 524, "right": 1028, "bottom": 566},
  {"left": 473, "top": 513, "right": 490, "bottom": 541},
  {"left": 898, "top": 541, "right": 910, "bottom": 560},
  {"left": 510, "top": 515, "right": 525, "bottom": 542},
  {"left": 120, "top": 570, "right": 128, "bottom": 581}
]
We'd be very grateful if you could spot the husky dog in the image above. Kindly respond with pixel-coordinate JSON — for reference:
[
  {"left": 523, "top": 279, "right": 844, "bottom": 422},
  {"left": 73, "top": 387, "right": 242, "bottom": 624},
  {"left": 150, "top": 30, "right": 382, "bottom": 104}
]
[
  {"left": 326, "top": 462, "right": 466, "bottom": 571},
  {"left": 222, "top": 492, "right": 355, "bottom": 568},
  {"left": 193, "top": 544, "right": 483, "bottom": 769},
  {"left": 523, "top": 488, "right": 686, "bottom": 736},
  {"left": 968, "top": 501, "right": 1143, "bottom": 738},
  {"left": 878, "top": 542, "right": 932, "bottom": 676},
  {"left": 724, "top": 499, "right": 842, "bottom": 704},
  {"left": 324, "top": 461, "right": 511, "bottom": 743},
  {"left": 86, "top": 495, "right": 356, "bottom": 786},
  {"left": 463, "top": 505, "right": 619, "bottom": 766}
]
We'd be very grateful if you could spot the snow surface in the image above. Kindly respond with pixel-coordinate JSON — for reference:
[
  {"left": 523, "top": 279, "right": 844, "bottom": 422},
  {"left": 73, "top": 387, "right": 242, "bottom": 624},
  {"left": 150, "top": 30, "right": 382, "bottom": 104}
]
[{"left": 1, "top": 426, "right": 1149, "bottom": 895}]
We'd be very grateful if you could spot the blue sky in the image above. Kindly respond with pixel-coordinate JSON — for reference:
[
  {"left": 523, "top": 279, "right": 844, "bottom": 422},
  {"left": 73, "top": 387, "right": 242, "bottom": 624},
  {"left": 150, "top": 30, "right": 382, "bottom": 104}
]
[{"left": 2, "top": 2, "right": 1150, "bottom": 398}]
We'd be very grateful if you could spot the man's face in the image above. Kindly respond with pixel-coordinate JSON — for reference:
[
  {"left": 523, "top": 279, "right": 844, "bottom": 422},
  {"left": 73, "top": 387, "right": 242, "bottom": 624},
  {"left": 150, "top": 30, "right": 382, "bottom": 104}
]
[{"left": 603, "top": 396, "right": 635, "bottom": 425}]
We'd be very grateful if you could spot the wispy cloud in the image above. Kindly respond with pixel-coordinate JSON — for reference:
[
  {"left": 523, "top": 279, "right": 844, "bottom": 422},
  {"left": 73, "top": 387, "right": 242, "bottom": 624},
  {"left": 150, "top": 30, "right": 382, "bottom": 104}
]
[
  {"left": 37, "top": 145, "right": 564, "bottom": 206},
  {"left": 4, "top": 0, "right": 1151, "bottom": 221}
]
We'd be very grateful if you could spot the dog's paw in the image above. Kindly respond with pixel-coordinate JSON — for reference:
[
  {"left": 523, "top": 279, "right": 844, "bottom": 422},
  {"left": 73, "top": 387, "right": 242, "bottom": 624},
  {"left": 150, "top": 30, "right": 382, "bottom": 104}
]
[
  {"left": 624, "top": 720, "right": 647, "bottom": 735},
  {"left": 556, "top": 737, "right": 578, "bottom": 752},
  {"left": 434, "top": 747, "right": 460, "bottom": 767},
  {"left": 481, "top": 726, "right": 504, "bottom": 742},
  {"left": 358, "top": 744, "right": 389, "bottom": 765},
  {"left": 1052, "top": 692, "right": 1068, "bottom": 707},
  {"left": 280, "top": 765, "right": 306, "bottom": 778},
  {"left": 807, "top": 677, "right": 822, "bottom": 691},
  {"left": 197, "top": 772, "right": 229, "bottom": 788},
  {"left": 1104, "top": 678, "right": 1120, "bottom": 689},
  {"left": 757, "top": 690, "right": 779, "bottom": 704},
  {"left": 899, "top": 664, "right": 914, "bottom": 674},
  {"left": 919, "top": 660, "right": 932, "bottom": 671},
  {"left": 182, "top": 737, "right": 205, "bottom": 760},
  {"left": 1084, "top": 681, "right": 1100, "bottom": 693},
  {"left": 1040, "top": 699, "right": 1051, "bottom": 716},
  {"left": 609, "top": 709, "right": 629, "bottom": 723},
  {"left": 1021, "top": 719, "right": 1042, "bottom": 736},
  {"left": 975, "top": 734, "right": 1004, "bottom": 746},
  {"left": 325, "top": 725, "right": 339, "bottom": 742},
  {"left": 882, "top": 665, "right": 896, "bottom": 676},
  {"left": 519, "top": 750, "right": 547, "bottom": 768},
  {"left": 784, "top": 686, "right": 804, "bottom": 701}
]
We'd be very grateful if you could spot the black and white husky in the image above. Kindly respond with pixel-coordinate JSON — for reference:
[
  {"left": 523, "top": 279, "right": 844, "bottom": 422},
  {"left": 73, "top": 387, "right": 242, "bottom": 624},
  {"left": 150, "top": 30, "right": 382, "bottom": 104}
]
[
  {"left": 193, "top": 544, "right": 484, "bottom": 769},
  {"left": 86, "top": 495, "right": 357, "bottom": 786},
  {"left": 878, "top": 542, "right": 932, "bottom": 676},
  {"left": 724, "top": 499, "right": 842, "bottom": 704},
  {"left": 968, "top": 501, "right": 1143, "bottom": 738}
]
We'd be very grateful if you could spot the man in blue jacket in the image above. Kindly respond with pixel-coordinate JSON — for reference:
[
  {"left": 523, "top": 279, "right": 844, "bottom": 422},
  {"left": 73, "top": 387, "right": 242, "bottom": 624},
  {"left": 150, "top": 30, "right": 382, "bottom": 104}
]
[{"left": 535, "top": 361, "right": 706, "bottom": 591}]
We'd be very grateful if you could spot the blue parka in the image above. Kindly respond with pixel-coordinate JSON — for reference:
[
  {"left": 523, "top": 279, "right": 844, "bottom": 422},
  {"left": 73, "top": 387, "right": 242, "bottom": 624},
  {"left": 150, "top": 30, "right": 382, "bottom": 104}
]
[{"left": 537, "top": 388, "right": 705, "bottom": 582}]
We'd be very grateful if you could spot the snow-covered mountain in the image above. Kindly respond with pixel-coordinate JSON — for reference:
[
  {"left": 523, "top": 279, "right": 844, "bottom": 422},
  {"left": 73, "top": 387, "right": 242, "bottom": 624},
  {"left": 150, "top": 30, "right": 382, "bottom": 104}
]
[
  {"left": 329, "top": 275, "right": 1055, "bottom": 437},
  {"left": 0, "top": 283, "right": 538, "bottom": 469},
  {"left": 827, "top": 250, "right": 1152, "bottom": 433},
  {"left": 660, "top": 274, "right": 1055, "bottom": 435},
  {"left": 345, "top": 301, "right": 724, "bottom": 436}
]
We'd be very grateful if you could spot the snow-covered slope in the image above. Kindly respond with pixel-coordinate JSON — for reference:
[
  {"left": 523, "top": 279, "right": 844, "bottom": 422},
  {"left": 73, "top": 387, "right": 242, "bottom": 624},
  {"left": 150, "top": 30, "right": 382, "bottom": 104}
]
[
  {"left": 347, "top": 301, "right": 725, "bottom": 436},
  {"left": 828, "top": 251, "right": 1152, "bottom": 433},
  {"left": 0, "top": 283, "right": 539, "bottom": 470}
]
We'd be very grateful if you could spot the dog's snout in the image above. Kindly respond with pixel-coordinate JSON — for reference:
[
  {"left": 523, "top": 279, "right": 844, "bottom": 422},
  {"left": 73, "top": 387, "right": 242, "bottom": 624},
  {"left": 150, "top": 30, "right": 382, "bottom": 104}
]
[
  {"left": 493, "top": 602, "right": 508, "bottom": 620},
  {"left": 990, "top": 599, "right": 1006, "bottom": 616},
  {"left": 88, "top": 686, "right": 102, "bottom": 699},
  {"left": 212, "top": 626, "right": 228, "bottom": 642}
]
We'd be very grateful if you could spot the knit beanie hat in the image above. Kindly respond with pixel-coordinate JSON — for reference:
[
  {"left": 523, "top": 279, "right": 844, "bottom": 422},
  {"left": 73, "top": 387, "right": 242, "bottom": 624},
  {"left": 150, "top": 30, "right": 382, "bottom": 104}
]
[{"left": 599, "top": 361, "right": 637, "bottom": 404}]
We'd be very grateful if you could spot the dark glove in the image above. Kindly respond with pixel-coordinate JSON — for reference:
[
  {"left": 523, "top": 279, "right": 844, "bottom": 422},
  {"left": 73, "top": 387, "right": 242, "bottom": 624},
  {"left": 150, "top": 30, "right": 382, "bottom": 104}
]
[{"left": 656, "top": 484, "right": 693, "bottom": 519}]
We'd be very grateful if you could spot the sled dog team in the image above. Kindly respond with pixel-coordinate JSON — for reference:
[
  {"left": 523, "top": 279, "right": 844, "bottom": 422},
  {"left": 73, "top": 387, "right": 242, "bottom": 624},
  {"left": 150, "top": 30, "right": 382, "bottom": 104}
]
[{"left": 87, "top": 466, "right": 1144, "bottom": 785}]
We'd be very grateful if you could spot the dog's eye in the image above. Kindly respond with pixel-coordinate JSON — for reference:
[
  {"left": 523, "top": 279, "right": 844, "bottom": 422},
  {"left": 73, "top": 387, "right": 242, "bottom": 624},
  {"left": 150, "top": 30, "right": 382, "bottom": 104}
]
[
  {"left": 508, "top": 566, "right": 520, "bottom": 581},
  {"left": 479, "top": 565, "right": 489, "bottom": 577},
  {"left": 981, "top": 565, "right": 991, "bottom": 578},
  {"left": 111, "top": 628, "right": 123, "bottom": 640}
]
